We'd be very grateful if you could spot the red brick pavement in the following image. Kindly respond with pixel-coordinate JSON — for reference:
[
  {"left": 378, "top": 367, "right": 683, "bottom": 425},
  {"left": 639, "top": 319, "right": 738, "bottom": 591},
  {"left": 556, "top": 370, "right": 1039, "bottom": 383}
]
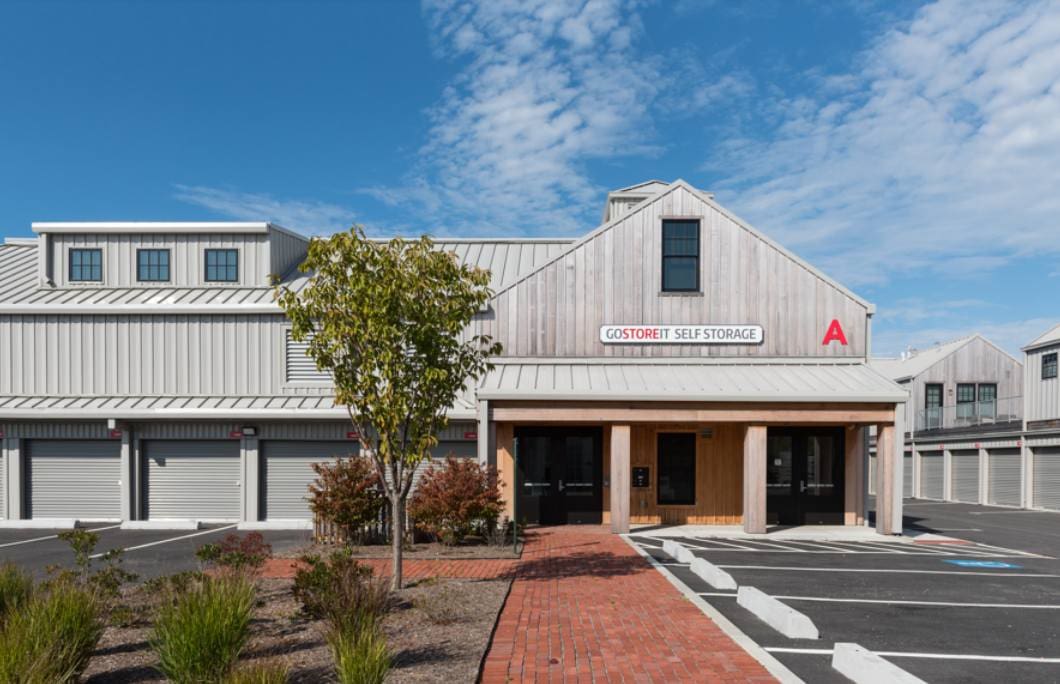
[
  {"left": 480, "top": 526, "right": 775, "bottom": 683},
  {"left": 261, "top": 555, "right": 518, "bottom": 580}
]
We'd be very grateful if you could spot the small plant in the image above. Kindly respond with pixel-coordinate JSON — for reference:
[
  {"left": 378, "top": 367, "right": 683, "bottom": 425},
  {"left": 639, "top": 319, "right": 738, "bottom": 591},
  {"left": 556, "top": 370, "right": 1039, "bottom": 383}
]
[
  {"left": 308, "top": 455, "right": 386, "bottom": 543},
  {"left": 151, "top": 573, "right": 256, "bottom": 683},
  {"left": 197, "top": 532, "right": 273, "bottom": 573},
  {"left": 412, "top": 586, "right": 461, "bottom": 625},
  {"left": 408, "top": 456, "right": 504, "bottom": 545},
  {"left": 0, "top": 563, "right": 32, "bottom": 623},
  {"left": 53, "top": 529, "right": 137, "bottom": 598},
  {"left": 224, "top": 660, "right": 291, "bottom": 683},
  {"left": 292, "top": 549, "right": 390, "bottom": 634},
  {"left": 328, "top": 624, "right": 390, "bottom": 684},
  {"left": 0, "top": 579, "right": 103, "bottom": 682}
]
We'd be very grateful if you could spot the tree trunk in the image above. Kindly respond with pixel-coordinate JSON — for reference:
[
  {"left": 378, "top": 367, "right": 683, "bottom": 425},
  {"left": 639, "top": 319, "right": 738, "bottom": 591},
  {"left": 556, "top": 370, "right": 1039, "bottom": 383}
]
[{"left": 390, "top": 494, "right": 404, "bottom": 590}]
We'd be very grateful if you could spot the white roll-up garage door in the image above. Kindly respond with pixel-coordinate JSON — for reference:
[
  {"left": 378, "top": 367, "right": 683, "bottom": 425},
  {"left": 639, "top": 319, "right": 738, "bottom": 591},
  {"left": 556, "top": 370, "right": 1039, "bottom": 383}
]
[
  {"left": 25, "top": 440, "right": 121, "bottom": 520},
  {"left": 260, "top": 441, "right": 359, "bottom": 521},
  {"left": 142, "top": 441, "right": 240, "bottom": 521},
  {"left": 950, "top": 450, "right": 980, "bottom": 503},
  {"left": 0, "top": 449, "right": 5, "bottom": 519},
  {"left": 1033, "top": 447, "right": 1060, "bottom": 511},
  {"left": 987, "top": 448, "right": 1022, "bottom": 507},
  {"left": 903, "top": 452, "right": 913, "bottom": 498},
  {"left": 920, "top": 452, "right": 944, "bottom": 500}
]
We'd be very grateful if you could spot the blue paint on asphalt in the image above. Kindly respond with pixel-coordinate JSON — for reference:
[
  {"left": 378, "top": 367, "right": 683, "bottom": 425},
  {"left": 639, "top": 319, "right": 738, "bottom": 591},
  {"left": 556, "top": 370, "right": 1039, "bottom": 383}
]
[{"left": 944, "top": 559, "right": 1022, "bottom": 569}]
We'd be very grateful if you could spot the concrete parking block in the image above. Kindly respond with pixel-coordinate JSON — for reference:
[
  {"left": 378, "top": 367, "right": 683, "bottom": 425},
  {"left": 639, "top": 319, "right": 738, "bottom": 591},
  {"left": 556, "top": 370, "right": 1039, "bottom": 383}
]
[
  {"left": 737, "top": 585, "right": 820, "bottom": 639},
  {"left": 832, "top": 642, "right": 926, "bottom": 684},
  {"left": 690, "top": 556, "right": 738, "bottom": 589}
]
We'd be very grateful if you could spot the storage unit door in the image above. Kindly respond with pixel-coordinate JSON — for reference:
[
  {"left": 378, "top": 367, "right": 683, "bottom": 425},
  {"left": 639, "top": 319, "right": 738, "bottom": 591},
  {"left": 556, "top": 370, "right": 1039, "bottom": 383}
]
[
  {"left": 0, "top": 449, "right": 4, "bottom": 519},
  {"left": 903, "top": 453, "right": 913, "bottom": 498},
  {"left": 25, "top": 440, "right": 121, "bottom": 520},
  {"left": 950, "top": 450, "right": 980, "bottom": 503},
  {"left": 987, "top": 448, "right": 1022, "bottom": 507},
  {"left": 919, "top": 452, "right": 944, "bottom": 499},
  {"left": 1033, "top": 447, "right": 1060, "bottom": 511},
  {"left": 261, "top": 441, "right": 359, "bottom": 521},
  {"left": 142, "top": 441, "right": 240, "bottom": 520},
  {"left": 868, "top": 455, "right": 877, "bottom": 496}
]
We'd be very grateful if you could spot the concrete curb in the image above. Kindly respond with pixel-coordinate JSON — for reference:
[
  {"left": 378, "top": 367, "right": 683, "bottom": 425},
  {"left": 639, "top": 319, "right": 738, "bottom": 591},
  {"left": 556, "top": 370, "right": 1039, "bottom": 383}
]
[
  {"left": 121, "top": 520, "right": 201, "bottom": 531},
  {"left": 737, "top": 586, "right": 819, "bottom": 639},
  {"left": 832, "top": 643, "right": 926, "bottom": 684},
  {"left": 690, "top": 556, "right": 738, "bottom": 590},
  {"left": 0, "top": 518, "right": 79, "bottom": 529},
  {"left": 661, "top": 539, "right": 695, "bottom": 563},
  {"left": 238, "top": 520, "right": 313, "bottom": 531}
]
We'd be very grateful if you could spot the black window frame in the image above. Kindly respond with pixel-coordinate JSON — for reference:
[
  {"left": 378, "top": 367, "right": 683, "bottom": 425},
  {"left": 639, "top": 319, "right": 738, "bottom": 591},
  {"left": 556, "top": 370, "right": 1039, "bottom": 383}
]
[
  {"left": 656, "top": 432, "right": 696, "bottom": 506},
  {"left": 661, "top": 219, "right": 700, "bottom": 293},
  {"left": 204, "top": 248, "right": 239, "bottom": 283},
  {"left": 136, "top": 248, "right": 171, "bottom": 283},
  {"left": 925, "top": 383, "right": 943, "bottom": 409},
  {"left": 68, "top": 248, "right": 103, "bottom": 282},
  {"left": 956, "top": 383, "right": 976, "bottom": 405},
  {"left": 1043, "top": 352, "right": 1058, "bottom": 380},
  {"left": 977, "top": 383, "right": 997, "bottom": 403}
]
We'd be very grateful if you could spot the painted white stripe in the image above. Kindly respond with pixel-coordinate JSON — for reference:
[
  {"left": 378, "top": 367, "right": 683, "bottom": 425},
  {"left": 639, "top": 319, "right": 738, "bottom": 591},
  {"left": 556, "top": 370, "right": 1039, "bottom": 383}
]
[
  {"left": 715, "top": 565, "right": 1060, "bottom": 578},
  {"left": 89, "top": 524, "right": 237, "bottom": 559},
  {"left": 772, "top": 595, "right": 1060, "bottom": 609},
  {"left": 0, "top": 524, "right": 121, "bottom": 549},
  {"left": 738, "top": 539, "right": 810, "bottom": 552},
  {"left": 693, "top": 538, "right": 760, "bottom": 551},
  {"left": 765, "top": 647, "right": 1060, "bottom": 664}
]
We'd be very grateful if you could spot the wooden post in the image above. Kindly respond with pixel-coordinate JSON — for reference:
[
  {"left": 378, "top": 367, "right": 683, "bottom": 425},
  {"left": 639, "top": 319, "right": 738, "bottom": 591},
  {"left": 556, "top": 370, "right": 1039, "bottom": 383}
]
[
  {"left": 743, "top": 425, "right": 767, "bottom": 534},
  {"left": 844, "top": 426, "right": 865, "bottom": 525},
  {"left": 496, "top": 424, "right": 515, "bottom": 521},
  {"left": 875, "top": 423, "right": 895, "bottom": 535},
  {"left": 610, "top": 424, "right": 631, "bottom": 534}
]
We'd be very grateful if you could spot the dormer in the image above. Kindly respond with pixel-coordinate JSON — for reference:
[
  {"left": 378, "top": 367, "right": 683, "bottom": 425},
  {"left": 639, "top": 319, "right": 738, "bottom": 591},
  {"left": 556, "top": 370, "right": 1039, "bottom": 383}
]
[
  {"left": 601, "top": 180, "right": 716, "bottom": 224},
  {"left": 30, "top": 222, "right": 309, "bottom": 289}
]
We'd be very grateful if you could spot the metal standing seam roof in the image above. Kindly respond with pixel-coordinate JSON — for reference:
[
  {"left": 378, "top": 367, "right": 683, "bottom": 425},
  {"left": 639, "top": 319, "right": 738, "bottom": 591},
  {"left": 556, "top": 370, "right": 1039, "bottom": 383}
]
[
  {"left": 0, "top": 238, "right": 575, "bottom": 311},
  {"left": 477, "top": 358, "right": 907, "bottom": 403},
  {"left": 1023, "top": 323, "right": 1060, "bottom": 352}
]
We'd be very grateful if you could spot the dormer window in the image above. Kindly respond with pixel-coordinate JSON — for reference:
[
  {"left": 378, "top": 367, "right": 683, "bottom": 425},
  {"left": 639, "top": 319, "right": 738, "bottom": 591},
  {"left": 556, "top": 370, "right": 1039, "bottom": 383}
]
[
  {"left": 137, "top": 249, "right": 171, "bottom": 282},
  {"left": 69, "top": 248, "right": 102, "bottom": 282},
  {"left": 204, "top": 249, "right": 238, "bottom": 282},
  {"left": 661, "top": 219, "right": 699, "bottom": 292}
]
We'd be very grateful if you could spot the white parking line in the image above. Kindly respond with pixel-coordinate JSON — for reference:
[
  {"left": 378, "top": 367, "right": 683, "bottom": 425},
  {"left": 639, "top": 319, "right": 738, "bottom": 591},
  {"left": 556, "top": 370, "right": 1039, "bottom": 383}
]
[
  {"left": 766, "top": 647, "right": 1060, "bottom": 664},
  {"left": 769, "top": 595, "right": 1060, "bottom": 609},
  {"left": 89, "top": 524, "right": 237, "bottom": 559},
  {"left": 715, "top": 565, "right": 1060, "bottom": 578},
  {"left": 0, "top": 524, "right": 122, "bottom": 549}
]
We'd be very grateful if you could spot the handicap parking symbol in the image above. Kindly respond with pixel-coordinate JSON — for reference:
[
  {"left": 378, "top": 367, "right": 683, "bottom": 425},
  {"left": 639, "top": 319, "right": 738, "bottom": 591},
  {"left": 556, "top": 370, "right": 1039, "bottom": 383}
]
[{"left": 945, "top": 559, "right": 1021, "bottom": 569}]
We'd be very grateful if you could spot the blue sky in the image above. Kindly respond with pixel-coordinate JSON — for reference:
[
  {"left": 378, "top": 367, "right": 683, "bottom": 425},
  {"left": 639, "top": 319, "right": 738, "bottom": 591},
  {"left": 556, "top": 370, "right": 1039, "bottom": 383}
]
[{"left": 1, "top": 0, "right": 1058, "bottom": 356}]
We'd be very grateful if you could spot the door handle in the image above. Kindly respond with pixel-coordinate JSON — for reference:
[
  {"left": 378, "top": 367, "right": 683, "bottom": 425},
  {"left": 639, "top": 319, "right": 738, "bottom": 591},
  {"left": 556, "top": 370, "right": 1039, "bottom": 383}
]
[
  {"left": 558, "top": 480, "right": 565, "bottom": 492},
  {"left": 800, "top": 480, "right": 807, "bottom": 493}
]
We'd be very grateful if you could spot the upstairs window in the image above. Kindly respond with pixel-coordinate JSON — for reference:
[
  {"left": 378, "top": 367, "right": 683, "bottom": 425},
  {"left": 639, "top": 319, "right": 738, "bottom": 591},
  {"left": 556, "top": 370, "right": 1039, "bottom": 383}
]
[
  {"left": 69, "top": 248, "right": 102, "bottom": 282},
  {"left": 657, "top": 432, "right": 696, "bottom": 505},
  {"left": 978, "top": 383, "right": 997, "bottom": 419},
  {"left": 1044, "top": 353, "right": 1058, "bottom": 380},
  {"left": 956, "top": 383, "right": 976, "bottom": 420},
  {"left": 204, "top": 249, "right": 238, "bottom": 282},
  {"left": 661, "top": 219, "right": 699, "bottom": 292},
  {"left": 137, "top": 249, "right": 170, "bottom": 282}
]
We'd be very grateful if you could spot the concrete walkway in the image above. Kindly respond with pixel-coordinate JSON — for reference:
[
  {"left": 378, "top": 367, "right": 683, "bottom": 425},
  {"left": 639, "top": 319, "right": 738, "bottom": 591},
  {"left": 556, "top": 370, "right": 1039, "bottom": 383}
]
[{"left": 481, "top": 526, "right": 775, "bottom": 683}]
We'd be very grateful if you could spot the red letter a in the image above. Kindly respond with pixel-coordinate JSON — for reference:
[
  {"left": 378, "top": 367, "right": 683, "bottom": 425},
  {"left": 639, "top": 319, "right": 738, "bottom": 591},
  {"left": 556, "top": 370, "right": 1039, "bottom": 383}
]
[{"left": 822, "top": 319, "right": 848, "bottom": 346}]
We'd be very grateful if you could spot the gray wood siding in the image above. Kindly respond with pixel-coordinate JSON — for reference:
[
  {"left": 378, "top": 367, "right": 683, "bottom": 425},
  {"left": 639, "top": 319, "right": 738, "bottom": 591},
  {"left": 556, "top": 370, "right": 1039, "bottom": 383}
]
[
  {"left": 0, "top": 314, "right": 330, "bottom": 397},
  {"left": 906, "top": 337, "right": 1022, "bottom": 431},
  {"left": 50, "top": 233, "right": 273, "bottom": 288},
  {"left": 1025, "top": 344, "right": 1060, "bottom": 422},
  {"left": 474, "top": 185, "right": 869, "bottom": 358}
]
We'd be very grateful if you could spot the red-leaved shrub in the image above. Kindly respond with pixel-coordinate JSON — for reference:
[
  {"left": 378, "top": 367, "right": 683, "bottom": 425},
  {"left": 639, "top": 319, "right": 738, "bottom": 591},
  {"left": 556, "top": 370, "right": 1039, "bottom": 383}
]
[
  {"left": 309, "top": 455, "right": 385, "bottom": 541},
  {"left": 408, "top": 457, "right": 504, "bottom": 545}
]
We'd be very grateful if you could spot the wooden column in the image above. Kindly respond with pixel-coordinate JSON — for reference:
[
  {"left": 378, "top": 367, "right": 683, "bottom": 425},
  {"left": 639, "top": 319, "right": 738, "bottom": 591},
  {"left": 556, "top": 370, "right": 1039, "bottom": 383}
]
[
  {"left": 844, "top": 426, "right": 865, "bottom": 525},
  {"left": 496, "top": 424, "right": 515, "bottom": 521},
  {"left": 742, "top": 425, "right": 767, "bottom": 534},
  {"left": 610, "top": 424, "right": 631, "bottom": 534},
  {"left": 875, "top": 423, "right": 895, "bottom": 535}
]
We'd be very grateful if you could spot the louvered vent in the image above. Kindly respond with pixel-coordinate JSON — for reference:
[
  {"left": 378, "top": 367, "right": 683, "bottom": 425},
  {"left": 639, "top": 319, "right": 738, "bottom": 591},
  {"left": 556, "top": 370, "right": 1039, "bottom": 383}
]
[{"left": 286, "top": 330, "right": 331, "bottom": 383}]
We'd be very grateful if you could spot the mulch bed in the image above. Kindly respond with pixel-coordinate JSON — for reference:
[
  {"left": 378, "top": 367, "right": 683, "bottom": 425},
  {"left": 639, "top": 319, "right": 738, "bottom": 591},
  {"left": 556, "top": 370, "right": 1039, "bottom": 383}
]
[
  {"left": 82, "top": 575, "right": 511, "bottom": 683},
  {"left": 283, "top": 540, "right": 522, "bottom": 560}
]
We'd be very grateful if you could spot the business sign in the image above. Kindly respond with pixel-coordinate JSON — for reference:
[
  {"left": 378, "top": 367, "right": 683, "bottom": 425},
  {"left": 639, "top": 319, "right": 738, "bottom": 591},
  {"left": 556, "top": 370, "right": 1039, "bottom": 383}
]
[{"left": 599, "top": 324, "right": 763, "bottom": 345}]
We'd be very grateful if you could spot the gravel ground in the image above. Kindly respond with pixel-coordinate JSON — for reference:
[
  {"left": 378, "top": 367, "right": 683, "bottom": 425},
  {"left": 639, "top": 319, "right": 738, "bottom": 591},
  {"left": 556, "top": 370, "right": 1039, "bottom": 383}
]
[
  {"left": 82, "top": 576, "right": 511, "bottom": 682},
  {"left": 284, "top": 540, "right": 521, "bottom": 560}
]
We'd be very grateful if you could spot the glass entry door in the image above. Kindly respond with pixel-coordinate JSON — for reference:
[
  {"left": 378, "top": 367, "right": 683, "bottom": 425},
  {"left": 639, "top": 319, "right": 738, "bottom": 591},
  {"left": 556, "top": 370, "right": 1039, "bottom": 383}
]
[
  {"left": 514, "top": 427, "right": 603, "bottom": 525},
  {"left": 766, "top": 427, "right": 845, "bottom": 525}
]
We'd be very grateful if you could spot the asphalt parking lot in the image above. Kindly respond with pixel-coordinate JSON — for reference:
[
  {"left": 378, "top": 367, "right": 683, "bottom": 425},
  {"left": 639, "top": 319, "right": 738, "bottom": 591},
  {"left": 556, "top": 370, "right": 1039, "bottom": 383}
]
[
  {"left": 0, "top": 525, "right": 312, "bottom": 579},
  {"left": 631, "top": 501, "right": 1060, "bottom": 684}
]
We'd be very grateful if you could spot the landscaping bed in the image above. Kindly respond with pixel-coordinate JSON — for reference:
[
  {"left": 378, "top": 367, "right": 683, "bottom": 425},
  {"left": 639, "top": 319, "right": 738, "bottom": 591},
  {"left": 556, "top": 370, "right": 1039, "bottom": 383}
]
[
  {"left": 283, "top": 540, "right": 521, "bottom": 561},
  {"left": 83, "top": 575, "right": 511, "bottom": 682}
]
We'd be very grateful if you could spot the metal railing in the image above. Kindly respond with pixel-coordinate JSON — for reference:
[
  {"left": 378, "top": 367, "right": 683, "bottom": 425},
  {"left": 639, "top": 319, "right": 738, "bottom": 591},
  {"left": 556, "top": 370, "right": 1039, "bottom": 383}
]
[{"left": 916, "top": 395, "right": 1022, "bottom": 432}]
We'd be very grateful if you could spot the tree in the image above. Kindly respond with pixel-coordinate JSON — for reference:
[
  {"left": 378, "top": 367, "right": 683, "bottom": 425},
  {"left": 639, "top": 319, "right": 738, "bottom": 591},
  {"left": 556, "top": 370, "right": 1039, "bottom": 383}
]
[{"left": 276, "top": 227, "right": 500, "bottom": 589}]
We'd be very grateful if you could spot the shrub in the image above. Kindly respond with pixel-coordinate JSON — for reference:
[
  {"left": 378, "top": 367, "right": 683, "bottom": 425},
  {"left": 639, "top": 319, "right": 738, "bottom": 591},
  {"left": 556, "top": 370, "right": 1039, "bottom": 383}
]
[
  {"left": 328, "top": 624, "right": 390, "bottom": 684},
  {"left": 308, "top": 455, "right": 385, "bottom": 542},
  {"left": 197, "top": 532, "right": 273, "bottom": 572},
  {"left": 408, "top": 456, "right": 504, "bottom": 545},
  {"left": 0, "top": 563, "right": 32, "bottom": 623},
  {"left": 224, "top": 661, "right": 291, "bottom": 684},
  {"left": 412, "top": 586, "right": 461, "bottom": 625},
  {"left": 53, "top": 529, "right": 137, "bottom": 598},
  {"left": 0, "top": 580, "right": 103, "bottom": 682},
  {"left": 151, "top": 573, "right": 256, "bottom": 683},
  {"left": 292, "top": 549, "right": 390, "bottom": 634}
]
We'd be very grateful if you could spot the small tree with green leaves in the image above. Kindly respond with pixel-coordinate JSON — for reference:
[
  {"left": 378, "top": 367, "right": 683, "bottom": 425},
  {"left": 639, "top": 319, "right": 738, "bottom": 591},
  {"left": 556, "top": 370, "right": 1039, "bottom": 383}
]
[{"left": 276, "top": 226, "right": 500, "bottom": 589}]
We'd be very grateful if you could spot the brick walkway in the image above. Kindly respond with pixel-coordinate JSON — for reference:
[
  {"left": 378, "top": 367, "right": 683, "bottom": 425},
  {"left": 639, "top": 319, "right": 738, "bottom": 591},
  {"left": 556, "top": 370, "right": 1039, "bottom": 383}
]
[
  {"left": 480, "top": 526, "right": 775, "bottom": 683},
  {"left": 261, "top": 556, "right": 518, "bottom": 580}
]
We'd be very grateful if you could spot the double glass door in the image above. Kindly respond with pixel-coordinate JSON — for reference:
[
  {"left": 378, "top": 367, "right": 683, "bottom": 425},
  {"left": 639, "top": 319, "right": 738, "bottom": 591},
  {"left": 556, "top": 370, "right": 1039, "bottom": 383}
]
[
  {"left": 766, "top": 427, "right": 845, "bottom": 525},
  {"left": 515, "top": 427, "right": 602, "bottom": 525}
]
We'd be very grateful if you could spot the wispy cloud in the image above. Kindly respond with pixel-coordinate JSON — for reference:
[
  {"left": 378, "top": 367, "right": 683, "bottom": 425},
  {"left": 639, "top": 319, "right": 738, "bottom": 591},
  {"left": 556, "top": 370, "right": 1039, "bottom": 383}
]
[
  {"left": 362, "top": 0, "right": 666, "bottom": 235},
  {"left": 873, "top": 316, "right": 1056, "bottom": 358},
  {"left": 710, "top": 0, "right": 1060, "bottom": 287},
  {"left": 173, "top": 185, "right": 356, "bottom": 236}
]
